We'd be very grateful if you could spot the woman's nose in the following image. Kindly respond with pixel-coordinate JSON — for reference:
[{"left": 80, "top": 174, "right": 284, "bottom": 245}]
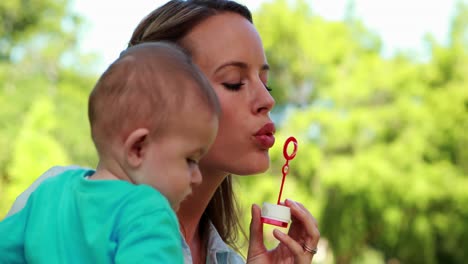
[{"left": 253, "top": 82, "right": 275, "bottom": 114}]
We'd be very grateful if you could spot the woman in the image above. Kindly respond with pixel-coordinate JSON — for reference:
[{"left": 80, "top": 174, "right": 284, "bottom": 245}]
[{"left": 7, "top": 0, "right": 320, "bottom": 263}]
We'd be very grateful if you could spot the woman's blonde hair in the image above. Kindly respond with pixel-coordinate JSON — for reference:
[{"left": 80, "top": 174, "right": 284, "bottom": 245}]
[{"left": 128, "top": 0, "right": 253, "bottom": 253}]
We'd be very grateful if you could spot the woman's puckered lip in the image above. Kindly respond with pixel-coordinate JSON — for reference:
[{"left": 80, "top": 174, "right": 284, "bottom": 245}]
[{"left": 254, "top": 122, "right": 276, "bottom": 136}]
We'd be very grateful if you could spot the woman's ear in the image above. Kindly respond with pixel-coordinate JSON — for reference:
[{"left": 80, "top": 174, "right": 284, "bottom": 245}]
[{"left": 124, "top": 128, "right": 150, "bottom": 168}]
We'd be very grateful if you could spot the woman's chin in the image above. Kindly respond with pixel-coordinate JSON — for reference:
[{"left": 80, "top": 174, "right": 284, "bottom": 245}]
[{"left": 232, "top": 158, "right": 270, "bottom": 176}]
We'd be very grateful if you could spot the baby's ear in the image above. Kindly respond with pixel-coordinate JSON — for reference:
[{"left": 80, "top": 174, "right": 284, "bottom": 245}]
[{"left": 124, "top": 128, "right": 150, "bottom": 168}]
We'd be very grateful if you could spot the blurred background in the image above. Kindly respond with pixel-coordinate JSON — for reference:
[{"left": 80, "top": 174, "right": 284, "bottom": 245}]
[{"left": 1, "top": 0, "right": 467, "bottom": 263}]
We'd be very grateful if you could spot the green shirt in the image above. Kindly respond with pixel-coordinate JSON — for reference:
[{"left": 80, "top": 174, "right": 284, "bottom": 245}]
[{"left": 0, "top": 169, "right": 183, "bottom": 263}]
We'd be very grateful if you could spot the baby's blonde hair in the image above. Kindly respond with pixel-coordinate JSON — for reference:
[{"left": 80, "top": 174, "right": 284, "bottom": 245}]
[{"left": 88, "top": 42, "right": 220, "bottom": 157}]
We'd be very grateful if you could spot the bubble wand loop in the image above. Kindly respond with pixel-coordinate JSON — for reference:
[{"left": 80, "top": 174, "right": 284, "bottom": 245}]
[{"left": 277, "top": 137, "right": 298, "bottom": 205}]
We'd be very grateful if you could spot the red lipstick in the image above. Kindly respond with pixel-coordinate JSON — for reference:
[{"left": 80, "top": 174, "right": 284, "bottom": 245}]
[{"left": 254, "top": 122, "right": 276, "bottom": 149}]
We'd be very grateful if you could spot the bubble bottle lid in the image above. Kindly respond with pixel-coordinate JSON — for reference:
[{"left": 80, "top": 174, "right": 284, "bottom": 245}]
[{"left": 261, "top": 136, "right": 298, "bottom": 228}]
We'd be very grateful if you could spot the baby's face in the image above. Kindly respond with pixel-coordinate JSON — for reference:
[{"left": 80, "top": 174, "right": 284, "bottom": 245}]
[{"left": 140, "top": 91, "right": 218, "bottom": 210}]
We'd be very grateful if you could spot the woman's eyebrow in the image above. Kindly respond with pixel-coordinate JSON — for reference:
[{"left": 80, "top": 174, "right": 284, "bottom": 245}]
[
  {"left": 215, "top": 61, "right": 247, "bottom": 73},
  {"left": 215, "top": 61, "right": 270, "bottom": 73}
]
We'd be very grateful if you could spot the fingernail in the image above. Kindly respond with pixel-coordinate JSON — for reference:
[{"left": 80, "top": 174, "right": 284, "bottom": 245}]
[
  {"left": 273, "top": 229, "right": 284, "bottom": 237},
  {"left": 286, "top": 199, "right": 297, "bottom": 207}
]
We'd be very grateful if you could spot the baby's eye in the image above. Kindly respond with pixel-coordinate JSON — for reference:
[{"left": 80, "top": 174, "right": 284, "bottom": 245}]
[
  {"left": 264, "top": 84, "right": 272, "bottom": 92},
  {"left": 186, "top": 158, "right": 200, "bottom": 170},
  {"left": 186, "top": 158, "right": 197, "bottom": 165},
  {"left": 222, "top": 82, "right": 244, "bottom": 91}
]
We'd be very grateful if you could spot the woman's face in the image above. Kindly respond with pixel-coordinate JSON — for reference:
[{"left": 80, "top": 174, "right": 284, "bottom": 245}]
[{"left": 182, "top": 12, "right": 276, "bottom": 176}]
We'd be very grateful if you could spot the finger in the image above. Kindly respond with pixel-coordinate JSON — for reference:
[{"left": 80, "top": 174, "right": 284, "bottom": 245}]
[
  {"left": 292, "top": 201, "right": 318, "bottom": 227},
  {"left": 273, "top": 229, "right": 313, "bottom": 262},
  {"left": 247, "top": 204, "right": 267, "bottom": 259},
  {"left": 286, "top": 199, "right": 318, "bottom": 230},
  {"left": 285, "top": 199, "right": 320, "bottom": 246},
  {"left": 286, "top": 199, "right": 315, "bottom": 222}
]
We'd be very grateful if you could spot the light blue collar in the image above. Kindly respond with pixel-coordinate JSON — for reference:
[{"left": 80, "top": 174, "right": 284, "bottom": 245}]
[{"left": 182, "top": 221, "right": 245, "bottom": 264}]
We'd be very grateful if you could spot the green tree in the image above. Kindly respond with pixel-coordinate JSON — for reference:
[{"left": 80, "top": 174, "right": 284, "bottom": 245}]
[
  {"left": 0, "top": 0, "right": 97, "bottom": 217},
  {"left": 238, "top": 1, "right": 468, "bottom": 263}
]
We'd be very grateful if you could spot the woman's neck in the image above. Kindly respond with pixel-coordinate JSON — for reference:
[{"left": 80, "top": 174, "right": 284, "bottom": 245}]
[{"left": 177, "top": 168, "right": 228, "bottom": 263}]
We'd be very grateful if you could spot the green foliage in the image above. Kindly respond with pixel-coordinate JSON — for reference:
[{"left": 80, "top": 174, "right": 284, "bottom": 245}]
[
  {"left": 3, "top": 97, "right": 71, "bottom": 213},
  {"left": 236, "top": 1, "right": 468, "bottom": 263},
  {"left": 0, "top": 0, "right": 97, "bottom": 217},
  {"left": 255, "top": 0, "right": 381, "bottom": 105}
]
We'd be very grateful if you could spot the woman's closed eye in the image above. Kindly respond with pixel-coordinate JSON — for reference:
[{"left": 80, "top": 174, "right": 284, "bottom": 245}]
[
  {"left": 222, "top": 82, "right": 245, "bottom": 91},
  {"left": 222, "top": 82, "right": 272, "bottom": 93}
]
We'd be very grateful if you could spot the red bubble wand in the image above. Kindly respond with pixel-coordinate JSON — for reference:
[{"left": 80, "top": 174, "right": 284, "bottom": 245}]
[
  {"left": 277, "top": 136, "right": 298, "bottom": 204},
  {"left": 260, "top": 136, "right": 298, "bottom": 228}
]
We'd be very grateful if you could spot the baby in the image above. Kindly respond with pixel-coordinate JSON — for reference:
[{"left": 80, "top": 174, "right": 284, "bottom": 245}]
[{"left": 0, "top": 42, "right": 220, "bottom": 263}]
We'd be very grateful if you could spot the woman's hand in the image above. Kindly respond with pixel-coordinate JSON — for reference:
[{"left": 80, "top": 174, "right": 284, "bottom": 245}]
[{"left": 246, "top": 199, "right": 320, "bottom": 264}]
